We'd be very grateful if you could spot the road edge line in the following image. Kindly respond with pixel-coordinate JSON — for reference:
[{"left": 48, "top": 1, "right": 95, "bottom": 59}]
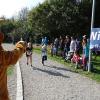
[{"left": 16, "top": 61, "right": 23, "bottom": 100}]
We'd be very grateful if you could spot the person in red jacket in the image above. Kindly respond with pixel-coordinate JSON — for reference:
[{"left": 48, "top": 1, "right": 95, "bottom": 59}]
[
  {"left": 0, "top": 32, "right": 26, "bottom": 100},
  {"left": 71, "top": 50, "right": 80, "bottom": 69}
]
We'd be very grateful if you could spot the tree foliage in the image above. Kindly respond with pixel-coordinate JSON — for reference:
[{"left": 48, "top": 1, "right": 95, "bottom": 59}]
[
  {"left": 0, "top": 18, "right": 15, "bottom": 42},
  {"left": 1, "top": 0, "right": 99, "bottom": 43},
  {"left": 28, "top": 0, "right": 92, "bottom": 42},
  {"left": 94, "top": 0, "right": 100, "bottom": 27}
]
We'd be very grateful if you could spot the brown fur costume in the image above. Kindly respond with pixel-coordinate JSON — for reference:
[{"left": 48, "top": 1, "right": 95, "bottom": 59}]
[{"left": 0, "top": 32, "right": 26, "bottom": 100}]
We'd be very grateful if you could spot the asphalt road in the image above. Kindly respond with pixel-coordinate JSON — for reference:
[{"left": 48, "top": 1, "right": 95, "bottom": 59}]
[{"left": 20, "top": 53, "right": 100, "bottom": 100}]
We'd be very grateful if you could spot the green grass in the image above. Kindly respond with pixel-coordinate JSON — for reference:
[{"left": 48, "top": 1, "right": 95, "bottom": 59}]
[
  {"left": 34, "top": 47, "right": 100, "bottom": 83},
  {"left": 90, "top": 57, "right": 100, "bottom": 82},
  {"left": 7, "top": 66, "right": 14, "bottom": 76}
]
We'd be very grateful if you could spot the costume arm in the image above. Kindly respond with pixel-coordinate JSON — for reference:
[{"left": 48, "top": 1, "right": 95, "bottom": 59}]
[{"left": 3, "top": 41, "right": 26, "bottom": 67}]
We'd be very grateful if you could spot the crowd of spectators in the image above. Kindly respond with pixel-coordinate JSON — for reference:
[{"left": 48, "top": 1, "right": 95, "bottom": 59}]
[{"left": 50, "top": 35, "right": 89, "bottom": 71}]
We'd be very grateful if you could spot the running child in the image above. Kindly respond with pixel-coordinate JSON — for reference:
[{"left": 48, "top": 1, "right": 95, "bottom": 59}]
[
  {"left": 26, "top": 42, "right": 33, "bottom": 66},
  {"left": 41, "top": 44, "right": 47, "bottom": 65}
]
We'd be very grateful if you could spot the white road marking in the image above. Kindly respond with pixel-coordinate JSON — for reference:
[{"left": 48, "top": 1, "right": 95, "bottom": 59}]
[{"left": 16, "top": 62, "right": 23, "bottom": 100}]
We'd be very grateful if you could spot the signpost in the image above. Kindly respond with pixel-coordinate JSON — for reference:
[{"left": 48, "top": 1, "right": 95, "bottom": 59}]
[{"left": 88, "top": 0, "right": 95, "bottom": 72}]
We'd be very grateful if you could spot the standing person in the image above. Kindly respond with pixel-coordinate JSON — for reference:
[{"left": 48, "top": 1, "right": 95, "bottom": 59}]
[
  {"left": 41, "top": 44, "right": 47, "bottom": 65},
  {"left": 50, "top": 43, "right": 56, "bottom": 56},
  {"left": 26, "top": 42, "right": 33, "bottom": 66},
  {"left": 53, "top": 38, "right": 59, "bottom": 55},
  {"left": 41, "top": 37, "right": 45, "bottom": 46},
  {"left": 65, "top": 36, "right": 76, "bottom": 60},
  {"left": 70, "top": 36, "right": 76, "bottom": 53},
  {"left": 0, "top": 32, "right": 26, "bottom": 100},
  {"left": 71, "top": 50, "right": 81, "bottom": 69},
  {"left": 41, "top": 37, "right": 48, "bottom": 46},
  {"left": 64, "top": 36, "right": 70, "bottom": 58},
  {"left": 76, "top": 38, "right": 81, "bottom": 53},
  {"left": 44, "top": 37, "right": 48, "bottom": 46},
  {"left": 59, "top": 36, "right": 64, "bottom": 56},
  {"left": 82, "top": 37, "right": 89, "bottom": 70}
]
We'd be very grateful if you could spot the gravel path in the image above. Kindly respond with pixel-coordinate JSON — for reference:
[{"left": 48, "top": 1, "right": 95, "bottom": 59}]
[
  {"left": 20, "top": 53, "right": 100, "bottom": 100},
  {"left": 3, "top": 44, "right": 17, "bottom": 100}
]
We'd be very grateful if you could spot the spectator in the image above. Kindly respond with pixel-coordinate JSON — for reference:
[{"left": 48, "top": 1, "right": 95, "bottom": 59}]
[
  {"left": 59, "top": 36, "right": 64, "bottom": 56},
  {"left": 41, "top": 37, "right": 48, "bottom": 46},
  {"left": 70, "top": 36, "right": 76, "bottom": 53},
  {"left": 64, "top": 36, "right": 70, "bottom": 58},
  {"left": 53, "top": 38, "right": 59, "bottom": 55},
  {"left": 76, "top": 38, "right": 81, "bottom": 52},
  {"left": 82, "top": 36, "right": 89, "bottom": 70},
  {"left": 50, "top": 43, "right": 54, "bottom": 56},
  {"left": 71, "top": 50, "right": 81, "bottom": 69}
]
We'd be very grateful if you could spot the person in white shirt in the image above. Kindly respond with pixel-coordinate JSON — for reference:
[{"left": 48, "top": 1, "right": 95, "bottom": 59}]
[{"left": 70, "top": 37, "right": 76, "bottom": 53}]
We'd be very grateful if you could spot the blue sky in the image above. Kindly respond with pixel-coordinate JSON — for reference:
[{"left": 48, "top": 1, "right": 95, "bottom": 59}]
[{"left": 0, "top": 0, "right": 45, "bottom": 18}]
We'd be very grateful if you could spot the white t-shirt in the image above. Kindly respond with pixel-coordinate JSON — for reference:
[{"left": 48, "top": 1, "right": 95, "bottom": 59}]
[{"left": 70, "top": 40, "right": 76, "bottom": 52}]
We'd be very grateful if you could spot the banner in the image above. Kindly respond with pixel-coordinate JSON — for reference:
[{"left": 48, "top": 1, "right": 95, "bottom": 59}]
[{"left": 90, "top": 28, "right": 100, "bottom": 51}]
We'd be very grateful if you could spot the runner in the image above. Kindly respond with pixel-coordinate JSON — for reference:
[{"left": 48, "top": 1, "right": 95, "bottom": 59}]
[
  {"left": 26, "top": 42, "right": 33, "bottom": 66},
  {"left": 41, "top": 44, "right": 47, "bottom": 66}
]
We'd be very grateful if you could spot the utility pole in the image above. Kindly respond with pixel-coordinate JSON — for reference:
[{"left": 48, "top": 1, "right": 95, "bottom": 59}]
[{"left": 88, "top": 0, "right": 95, "bottom": 72}]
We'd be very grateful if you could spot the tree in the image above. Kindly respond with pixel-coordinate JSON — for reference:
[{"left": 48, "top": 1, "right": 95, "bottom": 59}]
[
  {"left": 94, "top": 0, "right": 100, "bottom": 27},
  {"left": 13, "top": 7, "right": 32, "bottom": 42},
  {"left": 75, "top": 0, "right": 92, "bottom": 37},
  {"left": 0, "top": 18, "right": 15, "bottom": 42},
  {"left": 28, "top": 0, "right": 81, "bottom": 41},
  {"left": 2, "top": 0, "right": 93, "bottom": 43}
]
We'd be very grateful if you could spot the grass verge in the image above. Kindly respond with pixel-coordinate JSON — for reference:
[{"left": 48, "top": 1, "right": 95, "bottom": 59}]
[{"left": 34, "top": 47, "right": 100, "bottom": 83}]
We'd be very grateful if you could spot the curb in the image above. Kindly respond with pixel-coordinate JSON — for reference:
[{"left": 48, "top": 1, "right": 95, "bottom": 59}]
[{"left": 16, "top": 61, "right": 23, "bottom": 100}]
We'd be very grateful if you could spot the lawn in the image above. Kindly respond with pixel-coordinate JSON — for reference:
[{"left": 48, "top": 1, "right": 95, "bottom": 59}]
[{"left": 33, "top": 46, "right": 100, "bottom": 83}]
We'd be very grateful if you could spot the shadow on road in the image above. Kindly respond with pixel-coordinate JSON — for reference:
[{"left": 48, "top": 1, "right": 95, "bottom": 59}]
[
  {"left": 32, "top": 66, "right": 70, "bottom": 78},
  {"left": 45, "top": 65, "right": 78, "bottom": 74}
]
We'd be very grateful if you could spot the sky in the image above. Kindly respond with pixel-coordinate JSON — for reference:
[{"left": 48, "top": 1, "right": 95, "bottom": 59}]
[{"left": 0, "top": 0, "right": 45, "bottom": 18}]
